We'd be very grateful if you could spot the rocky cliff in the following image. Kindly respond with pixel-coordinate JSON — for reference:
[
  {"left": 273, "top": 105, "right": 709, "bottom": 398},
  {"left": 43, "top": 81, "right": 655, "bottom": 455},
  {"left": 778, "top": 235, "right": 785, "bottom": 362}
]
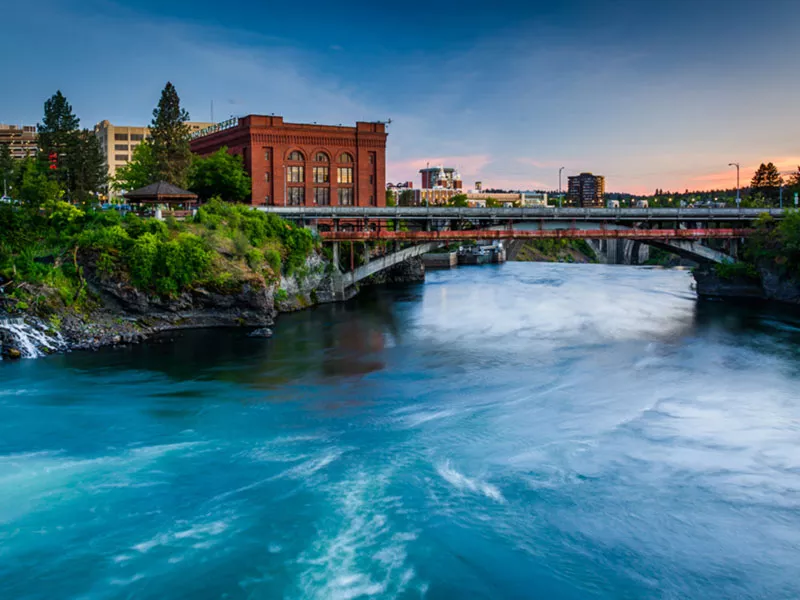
[{"left": 693, "top": 264, "right": 800, "bottom": 305}]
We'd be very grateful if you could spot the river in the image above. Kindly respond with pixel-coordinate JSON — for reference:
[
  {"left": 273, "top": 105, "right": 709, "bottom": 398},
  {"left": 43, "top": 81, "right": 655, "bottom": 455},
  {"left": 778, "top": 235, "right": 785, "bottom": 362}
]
[{"left": 2, "top": 262, "right": 800, "bottom": 599}]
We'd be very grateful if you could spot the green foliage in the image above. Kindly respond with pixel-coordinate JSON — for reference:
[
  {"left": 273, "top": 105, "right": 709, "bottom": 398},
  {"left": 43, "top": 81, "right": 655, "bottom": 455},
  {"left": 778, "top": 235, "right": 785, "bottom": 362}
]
[
  {"left": 114, "top": 141, "right": 157, "bottom": 192},
  {"left": 398, "top": 190, "right": 415, "bottom": 206},
  {"left": 447, "top": 194, "right": 468, "bottom": 208},
  {"left": 741, "top": 210, "right": 800, "bottom": 278},
  {"left": 274, "top": 288, "right": 289, "bottom": 303},
  {"left": 189, "top": 147, "right": 251, "bottom": 202},
  {"left": 264, "top": 248, "right": 281, "bottom": 273},
  {"left": 750, "top": 162, "right": 783, "bottom": 202},
  {"left": 0, "top": 143, "right": 14, "bottom": 187},
  {"left": 37, "top": 91, "right": 80, "bottom": 190},
  {"left": 18, "top": 159, "right": 62, "bottom": 207},
  {"left": 196, "top": 198, "right": 314, "bottom": 275},
  {"left": 66, "top": 129, "right": 107, "bottom": 205},
  {"left": 386, "top": 190, "right": 397, "bottom": 207},
  {"left": 245, "top": 248, "right": 263, "bottom": 271},
  {"left": 150, "top": 82, "right": 192, "bottom": 187},
  {"left": 714, "top": 262, "right": 760, "bottom": 281},
  {"left": 127, "top": 231, "right": 212, "bottom": 295}
]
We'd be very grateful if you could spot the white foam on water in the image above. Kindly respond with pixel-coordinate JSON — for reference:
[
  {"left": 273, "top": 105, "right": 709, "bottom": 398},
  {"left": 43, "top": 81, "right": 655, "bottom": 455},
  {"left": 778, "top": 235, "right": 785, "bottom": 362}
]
[
  {"left": 273, "top": 449, "right": 345, "bottom": 481},
  {"left": 397, "top": 408, "right": 457, "bottom": 428},
  {"left": 436, "top": 460, "right": 506, "bottom": 503},
  {"left": 109, "top": 573, "right": 144, "bottom": 586},
  {"left": 291, "top": 472, "right": 421, "bottom": 600}
]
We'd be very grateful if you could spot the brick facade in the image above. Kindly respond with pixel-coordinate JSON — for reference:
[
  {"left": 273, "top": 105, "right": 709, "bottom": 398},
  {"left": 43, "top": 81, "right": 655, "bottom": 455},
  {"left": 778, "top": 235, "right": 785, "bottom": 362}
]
[{"left": 190, "top": 115, "right": 387, "bottom": 207}]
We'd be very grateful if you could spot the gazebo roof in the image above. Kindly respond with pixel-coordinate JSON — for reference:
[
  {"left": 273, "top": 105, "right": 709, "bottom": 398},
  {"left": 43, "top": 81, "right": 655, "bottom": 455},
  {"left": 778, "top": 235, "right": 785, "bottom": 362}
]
[{"left": 123, "top": 181, "right": 198, "bottom": 203}]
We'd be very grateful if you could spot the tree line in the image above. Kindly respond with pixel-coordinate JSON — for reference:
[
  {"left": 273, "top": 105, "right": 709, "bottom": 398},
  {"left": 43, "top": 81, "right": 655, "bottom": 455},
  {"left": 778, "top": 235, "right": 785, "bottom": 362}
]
[{"left": 0, "top": 83, "right": 251, "bottom": 207}]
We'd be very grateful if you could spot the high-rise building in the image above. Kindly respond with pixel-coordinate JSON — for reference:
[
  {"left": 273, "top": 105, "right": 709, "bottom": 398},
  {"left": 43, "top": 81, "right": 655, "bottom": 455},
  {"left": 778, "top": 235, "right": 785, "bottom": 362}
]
[
  {"left": 419, "top": 166, "right": 463, "bottom": 190},
  {"left": 93, "top": 120, "right": 214, "bottom": 183},
  {"left": 0, "top": 124, "right": 38, "bottom": 159},
  {"left": 567, "top": 172, "right": 605, "bottom": 207},
  {"left": 190, "top": 115, "right": 387, "bottom": 207}
]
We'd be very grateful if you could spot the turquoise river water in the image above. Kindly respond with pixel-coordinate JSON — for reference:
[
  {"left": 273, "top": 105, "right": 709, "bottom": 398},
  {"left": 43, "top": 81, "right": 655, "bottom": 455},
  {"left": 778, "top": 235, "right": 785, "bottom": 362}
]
[{"left": 2, "top": 263, "right": 800, "bottom": 599}]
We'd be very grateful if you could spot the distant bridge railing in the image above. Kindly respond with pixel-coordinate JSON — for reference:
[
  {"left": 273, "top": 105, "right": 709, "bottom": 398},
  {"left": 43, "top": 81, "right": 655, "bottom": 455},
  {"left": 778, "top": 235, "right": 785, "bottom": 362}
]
[
  {"left": 321, "top": 228, "right": 753, "bottom": 243},
  {"left": 258, "top": 206, "right": 785, "bottom": 222}
]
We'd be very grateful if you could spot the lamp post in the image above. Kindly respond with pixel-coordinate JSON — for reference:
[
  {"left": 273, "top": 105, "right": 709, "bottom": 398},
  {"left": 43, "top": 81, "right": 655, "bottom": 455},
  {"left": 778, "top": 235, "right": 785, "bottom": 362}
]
[
  {"left": 558, "top": 167, "right": 565, "bottom": 208},
  {"left": 728, "top": 162, "right": 740, "bottom": 207}
]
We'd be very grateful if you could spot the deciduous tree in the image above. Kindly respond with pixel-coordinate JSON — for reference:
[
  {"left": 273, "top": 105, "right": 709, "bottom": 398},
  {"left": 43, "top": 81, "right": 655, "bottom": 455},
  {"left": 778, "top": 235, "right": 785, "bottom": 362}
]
[
  {"left": 188, "top": 147, "right": 251, "bottom": 202},
  {"left": 114, "top": 141, "right": 157, "bottom": 193}
]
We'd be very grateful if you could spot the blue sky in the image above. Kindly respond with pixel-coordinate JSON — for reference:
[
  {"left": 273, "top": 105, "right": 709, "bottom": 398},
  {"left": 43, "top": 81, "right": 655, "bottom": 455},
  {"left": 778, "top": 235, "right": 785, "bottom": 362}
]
[{"left": 3, "top": 0, "right": 799, "bottom": 193}]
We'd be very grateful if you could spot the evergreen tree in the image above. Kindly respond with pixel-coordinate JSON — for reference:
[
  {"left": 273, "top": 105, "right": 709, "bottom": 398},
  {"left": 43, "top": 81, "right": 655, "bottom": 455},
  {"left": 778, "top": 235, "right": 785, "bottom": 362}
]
[
  {"left": 787, "top": 166, "right": 800, "bottom": 188},
  {"left": 66, "top": 129, "right": 107, "bottom": 205},
  {"left": 38, "top": 91, "right": 80, "bottom": 188},
  {"left": 0, "top": 143, "right": 14, "bottom": 195},
  {"left": 751, "top": 162, "right": 784, "bottom": 202},
  {"left": 150, "top": 82, "right": 191, "bottom": 187}
]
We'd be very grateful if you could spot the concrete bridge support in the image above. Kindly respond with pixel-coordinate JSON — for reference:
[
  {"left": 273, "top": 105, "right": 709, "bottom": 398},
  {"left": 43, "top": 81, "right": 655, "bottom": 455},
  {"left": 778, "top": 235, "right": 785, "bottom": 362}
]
[
  {"left": 330, "top": 242, "right": 442, "bottom": 301},
  {"left": 588, "top": 239, "right": 650, "bottom": 265}
]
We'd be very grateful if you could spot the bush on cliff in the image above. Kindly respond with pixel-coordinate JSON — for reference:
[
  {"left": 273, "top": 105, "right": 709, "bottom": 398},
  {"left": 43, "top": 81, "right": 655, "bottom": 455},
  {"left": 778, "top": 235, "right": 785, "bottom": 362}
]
[
  {"left": 744, "top": 211, "right": 800, "bottom": 278},
  {"left": 0, "top": 196, "right": 317, "bottom": 314}
]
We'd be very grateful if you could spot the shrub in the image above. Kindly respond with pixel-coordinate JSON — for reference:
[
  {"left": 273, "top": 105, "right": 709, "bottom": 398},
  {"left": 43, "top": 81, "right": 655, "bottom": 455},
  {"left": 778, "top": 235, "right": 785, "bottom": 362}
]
[
  {"left": 714, "top": 261, "right": 760, "bottom": 281},
  {"left": 245, "top": 248, "right": 263, "bottom": 271},
  {"left": 264, "top": 248, "right": 282, "bottom": 273}
]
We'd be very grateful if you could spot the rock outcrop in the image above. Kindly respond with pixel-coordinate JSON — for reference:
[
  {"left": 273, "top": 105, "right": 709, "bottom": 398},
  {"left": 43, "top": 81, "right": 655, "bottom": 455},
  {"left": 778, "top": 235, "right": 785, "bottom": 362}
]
[{"left": 693, "top": 264, "right": 800, "bottom": 305}]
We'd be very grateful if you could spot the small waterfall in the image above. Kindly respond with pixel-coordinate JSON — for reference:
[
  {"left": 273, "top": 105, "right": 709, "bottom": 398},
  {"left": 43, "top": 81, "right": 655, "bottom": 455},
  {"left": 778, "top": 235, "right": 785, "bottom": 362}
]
[{"left": 0, "top": 316, "right": 67, "bottom": 359}]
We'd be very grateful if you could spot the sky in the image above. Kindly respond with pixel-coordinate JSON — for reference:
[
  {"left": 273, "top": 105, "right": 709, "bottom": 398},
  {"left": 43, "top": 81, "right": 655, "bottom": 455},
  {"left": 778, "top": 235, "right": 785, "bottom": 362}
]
[{"left": 3, "top": 0, "right": 799, "bottom": 194}]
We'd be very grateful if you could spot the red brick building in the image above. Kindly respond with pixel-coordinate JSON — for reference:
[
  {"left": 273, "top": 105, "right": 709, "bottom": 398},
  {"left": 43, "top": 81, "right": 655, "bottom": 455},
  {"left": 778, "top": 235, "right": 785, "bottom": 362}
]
[{"left": 190, "top": 115, "right": 387, "bottom": 207}]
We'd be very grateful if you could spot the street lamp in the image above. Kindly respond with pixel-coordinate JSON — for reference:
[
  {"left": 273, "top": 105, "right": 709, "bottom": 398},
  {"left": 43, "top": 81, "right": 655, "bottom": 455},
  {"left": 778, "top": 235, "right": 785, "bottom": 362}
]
[
  {"left": 558, "top": 167, "right": 565, "bottom": 208},
  {"left": 728, "top": 162, "right": 740, "bottom": 207}
]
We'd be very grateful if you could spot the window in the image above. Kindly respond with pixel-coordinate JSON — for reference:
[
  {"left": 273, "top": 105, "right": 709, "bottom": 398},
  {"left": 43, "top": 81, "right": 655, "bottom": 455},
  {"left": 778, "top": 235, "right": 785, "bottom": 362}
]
[
  {"left": 130, "top": 134, "right": 144, "bottom": 141},
  {"left": 369, "top": 152, "right": 375, "bottom": 164},
  {"left": 114, "top": 133, "right": 128, "bottom": 141},
  {"left": 314, "top": 152, "right": 329, "bottom": 162},
  {"left": 265, "top": 195, "right": 271, "bottom": 205},
  {"left": 314, "top": 187, "right": 330, "bottom": 205},
  {"left": 288, "top": 150, "right": 304, "bottom": 161},
  {"left": 115, "top": 144, "right": 128, "bottom": 151},
  {"left": 313, "top": 166, "right": 329, "bottom": 183},
  {"left": 115, "top": 154, "right": 128, "bottom": 162},
  {"left": 265, "top": 172, "right": 270, "bottom": 183},
  {"left": 339, "top": 152, "right": 354, "bottom": 163},
  {"left": 288, "top": 187, "right": 305, "bottom": 206},
  {"left": 287, "top": 166, "right": 304, "bottom": 183},
  {"left": 369, "top": 175, "right": 374, "bottom": 184},
  {"left": 338, "top": 188, "right": 354, "bottom": 206},
  {"left": 264, "top": 149, "right": 271, "bottom": 161},
  {"left": 369, "top": 194, "right": 375, "bottom": 205},
  {"left": 338, "top": 167, "right": 353, "bottom": 184}
]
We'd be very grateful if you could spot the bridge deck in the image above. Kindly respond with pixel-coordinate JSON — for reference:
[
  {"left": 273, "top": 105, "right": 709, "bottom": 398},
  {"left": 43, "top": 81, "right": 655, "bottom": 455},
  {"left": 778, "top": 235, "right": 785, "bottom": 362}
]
[
  {"left": 260, "top": 206, "right": 784, "bottom": 222},
  {"left": 322, "top": 228, "right": 751, "bottom": 242}
]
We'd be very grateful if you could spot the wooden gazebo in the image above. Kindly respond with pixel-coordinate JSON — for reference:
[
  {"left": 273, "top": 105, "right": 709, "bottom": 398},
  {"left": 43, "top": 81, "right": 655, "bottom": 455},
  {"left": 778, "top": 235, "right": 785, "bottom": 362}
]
[{"left": 123, "top": 181, "right": 198, "bottom": 218}]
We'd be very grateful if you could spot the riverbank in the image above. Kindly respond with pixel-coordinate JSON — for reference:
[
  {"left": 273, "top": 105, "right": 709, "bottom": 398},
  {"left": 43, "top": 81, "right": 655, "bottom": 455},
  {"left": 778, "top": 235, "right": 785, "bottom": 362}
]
[{"left": 693, "top": 263, "right": 800, "bottom": 305}]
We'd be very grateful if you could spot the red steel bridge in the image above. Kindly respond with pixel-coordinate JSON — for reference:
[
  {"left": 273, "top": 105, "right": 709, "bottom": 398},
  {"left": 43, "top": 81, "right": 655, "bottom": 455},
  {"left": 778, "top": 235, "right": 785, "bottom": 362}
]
[{"left": 256, "top": 206, "right": 777, "bottom": 292}]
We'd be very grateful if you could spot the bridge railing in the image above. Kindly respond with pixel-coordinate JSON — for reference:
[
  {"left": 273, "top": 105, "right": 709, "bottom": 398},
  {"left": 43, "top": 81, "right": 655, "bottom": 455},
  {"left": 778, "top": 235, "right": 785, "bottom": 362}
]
[{"left": 258, "top": 205, "right": 784, "bottom": 221}]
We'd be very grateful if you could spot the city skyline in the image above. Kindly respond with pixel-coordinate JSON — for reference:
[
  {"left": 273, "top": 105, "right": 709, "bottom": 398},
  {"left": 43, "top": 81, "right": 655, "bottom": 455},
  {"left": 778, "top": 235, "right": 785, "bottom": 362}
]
[{"left": 3, "top": 0, "right": 799, "bottom": 194}]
